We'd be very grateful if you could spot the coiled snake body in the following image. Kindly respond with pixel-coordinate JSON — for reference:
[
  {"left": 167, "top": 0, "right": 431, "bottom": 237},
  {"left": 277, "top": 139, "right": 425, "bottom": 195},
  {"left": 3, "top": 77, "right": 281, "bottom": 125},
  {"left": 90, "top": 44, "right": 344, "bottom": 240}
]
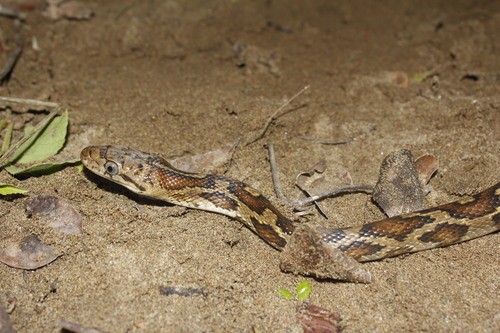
[{"left": 81, "top": 145, "right": 499, "bottom": 262}]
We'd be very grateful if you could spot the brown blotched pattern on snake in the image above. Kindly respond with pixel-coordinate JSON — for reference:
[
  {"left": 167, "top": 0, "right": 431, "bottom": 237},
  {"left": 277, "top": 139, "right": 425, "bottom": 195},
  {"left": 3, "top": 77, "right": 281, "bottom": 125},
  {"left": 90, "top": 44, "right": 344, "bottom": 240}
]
[{"left": 81, "top": 145, "right": 499, "bottom": 262}]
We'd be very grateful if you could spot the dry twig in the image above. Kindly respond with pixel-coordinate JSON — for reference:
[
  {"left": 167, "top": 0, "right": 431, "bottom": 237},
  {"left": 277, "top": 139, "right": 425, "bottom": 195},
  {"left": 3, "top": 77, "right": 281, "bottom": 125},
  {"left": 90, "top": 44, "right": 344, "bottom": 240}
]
[
  {"left": 267, "top": 143, "right": 294, "bottom": 205},
  {"left": 248, "top": 85, "right": 309, "bottom": 144},
  {"left": 297, "top": 135, "right": 353, "bottom": 145},
  {"left": 0, "top": 34, "right": 24, "bottom": 83},
  {"left": 0, "top": 5, "right": 26, "bottom": 20},
  {"left": 0, "top": 96, "right": 59, "bottom": 109},
  {"left": 295, "top": 184, "right": 373, "bottom": 206}
]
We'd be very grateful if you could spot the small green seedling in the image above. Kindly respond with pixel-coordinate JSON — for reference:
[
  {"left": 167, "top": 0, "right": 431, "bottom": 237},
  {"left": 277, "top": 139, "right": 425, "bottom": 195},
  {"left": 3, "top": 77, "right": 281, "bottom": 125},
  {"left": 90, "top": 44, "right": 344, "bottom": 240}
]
[
  {"left": 295, "top": 280, "right": 312, "bottom": 300},
  {"left": 278, "top": 279, "right": 312, "bottom": 301},
  {"left": 278, "top": 288, "right": 294, "bottom": 300}
]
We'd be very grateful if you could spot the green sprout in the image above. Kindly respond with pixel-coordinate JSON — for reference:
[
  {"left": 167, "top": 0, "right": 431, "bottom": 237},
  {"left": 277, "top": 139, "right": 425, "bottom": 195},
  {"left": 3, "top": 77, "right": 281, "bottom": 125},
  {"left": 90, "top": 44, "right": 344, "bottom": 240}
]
[{"left": 278, "top": 279, "right": 312, "bottom": 301}]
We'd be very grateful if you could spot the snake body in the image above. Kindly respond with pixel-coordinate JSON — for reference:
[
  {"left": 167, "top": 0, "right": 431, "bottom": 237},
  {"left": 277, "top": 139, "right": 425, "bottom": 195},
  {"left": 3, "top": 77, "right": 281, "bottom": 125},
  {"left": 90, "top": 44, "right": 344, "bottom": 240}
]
[{"left": 81, "top": 145, "right": 499, "bottom": 262}]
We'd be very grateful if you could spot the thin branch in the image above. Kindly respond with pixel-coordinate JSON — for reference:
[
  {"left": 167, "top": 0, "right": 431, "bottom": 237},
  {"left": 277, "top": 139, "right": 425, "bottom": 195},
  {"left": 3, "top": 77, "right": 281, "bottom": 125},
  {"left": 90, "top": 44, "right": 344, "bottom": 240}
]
[
  {"left": 297, "top": 135, "right": 353, "bottom": 145},
  {"left": 267, "top": 143, "right": 294, "bottom": 204},
  {"left": 0, "top": 34, "right": 24, "bottom": 83},
  {"left": 295, "top": 184, "right": 374, "bottom": 206},
  {"left": 0, "top": 96, "right": 60, "bottom": 109},
  {"left": 248, "top": 85, "right": 309, "bottom": 144},
  {"left": 0, "top": 5, "right": 26, "bottom": 20},
  {"left": 224, "top": 137, "right": 241, "bottom": 174}
]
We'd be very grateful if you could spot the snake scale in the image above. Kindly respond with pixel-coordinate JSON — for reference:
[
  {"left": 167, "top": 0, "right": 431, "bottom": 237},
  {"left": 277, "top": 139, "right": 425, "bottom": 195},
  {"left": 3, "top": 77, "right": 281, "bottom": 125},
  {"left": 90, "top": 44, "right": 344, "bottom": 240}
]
[{"left": 81, "top": 145, "right": 499, "bottom": 262}]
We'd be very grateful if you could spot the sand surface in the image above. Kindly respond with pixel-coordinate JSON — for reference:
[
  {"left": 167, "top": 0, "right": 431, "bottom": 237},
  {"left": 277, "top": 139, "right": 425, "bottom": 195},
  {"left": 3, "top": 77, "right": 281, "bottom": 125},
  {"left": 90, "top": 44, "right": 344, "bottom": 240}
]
[{"left": 0, "top": 0, "right": 498, "bottom": 332}]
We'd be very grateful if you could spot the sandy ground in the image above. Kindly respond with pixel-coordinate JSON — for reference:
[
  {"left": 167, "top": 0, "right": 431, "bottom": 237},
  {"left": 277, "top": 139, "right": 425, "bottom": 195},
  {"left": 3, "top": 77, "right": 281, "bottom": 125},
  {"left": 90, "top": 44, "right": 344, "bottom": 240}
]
[{"left": 0, "top": 0, "right": 499, "bottom": 332}]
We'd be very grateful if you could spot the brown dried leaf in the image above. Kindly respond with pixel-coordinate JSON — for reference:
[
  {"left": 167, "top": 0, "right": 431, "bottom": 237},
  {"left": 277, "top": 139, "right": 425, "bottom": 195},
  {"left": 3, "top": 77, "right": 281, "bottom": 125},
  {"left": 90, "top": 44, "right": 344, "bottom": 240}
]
[
  {"left": 25, "top": 195, "right": 83, "bottom": 235},
  {"left": 0, "top": 234, "right": 59, "bottom": 270},
  {"left": 384, "top": 71, "right": 409, "bottom": 88},
  {"left": 169, "top": 141, "right": 239, "bottom": 174},
  {"left": 415, "top": 154, "right": 439, "bottom": 186},
  {"left": 280, "top": 225, "right": 373, "bottom": 283},
  {"left": 295, "top": 160, "right": 352, "bottom": 216},
  {"left": 296, "top": 302, "right": 343, "bottom": 333},
  {"left": 373, "top": 149, "right": 424, "bottom": 217}
]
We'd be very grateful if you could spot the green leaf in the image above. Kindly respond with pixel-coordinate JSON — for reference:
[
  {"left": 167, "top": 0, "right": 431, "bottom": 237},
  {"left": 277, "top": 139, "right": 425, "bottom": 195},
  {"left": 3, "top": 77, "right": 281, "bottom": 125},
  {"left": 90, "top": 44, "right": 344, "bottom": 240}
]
[
  {"left": 296, "top": 280, "right": 312, "bottom": 300},
  {"left": 0, "top": 110, "right": 59, "bottom": 168},
  {"left": 0, "top": 183, "right": 27, "bottom": 195},
  {"left": 23, "top": 124, "right": 34, "bottom": 136},
  {"left": 75, "top": 163, "right": 85, "bottom": 173},
  {"left": 410, "top": 70, "right": 433, "bottom": 83},
  {"left": 278, "top": 288, "right": 294, "bottom": 300},
  {"left": 5, "top": 159, "right": 80, "bottom": 176},
  {"left": 14, "top": 110, "right": 68, "bottom": 164}
]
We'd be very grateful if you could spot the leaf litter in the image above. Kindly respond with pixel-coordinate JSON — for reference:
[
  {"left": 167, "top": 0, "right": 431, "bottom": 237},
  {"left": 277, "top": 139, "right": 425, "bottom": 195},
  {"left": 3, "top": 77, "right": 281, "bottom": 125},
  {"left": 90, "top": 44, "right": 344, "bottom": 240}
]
[
  {"left": 280, "top": 225, "right": 373, "bottom": 284},
  {"left": 414, "top": 154, "right": 439, "bottom": 187},
  {"left": 0, "top": 97, "right": 79, "bottom": 194},
  {"left": 279, "top": 148, "right": 438, "bottom": 282},
  {"left": 0, "top": 234, "right": 59, "bottom": 270},
  {"left": 25, "top": 195, "right": 83, "bottom": 235},
  {"left": 168, "top": 139, "right": 240, "bottom": 174},
  {"left": 295, "top": 159, "right": 353, "bottom": 217},
  {"left": 296, "top": 302, "right": 343, "bottom": 333},
  {"left": 372, "top": 149, "right": 425, "bottom": 217}
]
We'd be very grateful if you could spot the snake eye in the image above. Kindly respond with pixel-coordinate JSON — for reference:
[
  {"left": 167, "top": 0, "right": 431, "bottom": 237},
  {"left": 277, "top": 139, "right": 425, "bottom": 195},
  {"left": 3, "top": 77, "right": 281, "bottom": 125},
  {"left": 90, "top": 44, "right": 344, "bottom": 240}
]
[{"left": 104, "top": 161, "right": 119, "bottom": 175}]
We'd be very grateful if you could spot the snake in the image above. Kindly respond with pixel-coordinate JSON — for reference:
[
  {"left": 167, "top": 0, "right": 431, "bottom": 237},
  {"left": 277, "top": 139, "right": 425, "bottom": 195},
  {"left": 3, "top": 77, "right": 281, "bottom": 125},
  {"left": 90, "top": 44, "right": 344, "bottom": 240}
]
[{"left": 80, "top": 145, "right": 499, "bottom": 262}]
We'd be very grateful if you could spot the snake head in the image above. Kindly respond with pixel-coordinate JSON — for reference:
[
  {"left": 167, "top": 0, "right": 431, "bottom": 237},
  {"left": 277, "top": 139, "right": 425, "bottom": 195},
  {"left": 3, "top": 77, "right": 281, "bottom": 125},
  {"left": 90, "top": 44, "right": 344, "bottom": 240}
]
[{"left": 81, "top": 145, "right": 152, "bottom": 194}]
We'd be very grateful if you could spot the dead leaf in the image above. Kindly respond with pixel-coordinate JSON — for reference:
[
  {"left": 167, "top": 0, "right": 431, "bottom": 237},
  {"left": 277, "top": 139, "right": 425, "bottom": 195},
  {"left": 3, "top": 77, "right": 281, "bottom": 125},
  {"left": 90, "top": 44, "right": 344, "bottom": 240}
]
[
  {"left": 0, "top": 234, "right": 59, "bottom": 270},
  {"left": 280, "top": 225, "right": 373, "bottom": 283},
  {"left": 410, "top": 70, "right": 435, "bottom": 83},
  {"left": 414, "top": 154, "right": 439, "bottom": 186},
  {"left": 295, "top": 160, "right": 352, "bottom": 216},
  {"left": 296, "top": 302, "right": 343, "bottom": 333},
  {"left": 25, "top": 195, "right": 83, "bottom": 235},
  {"left": 168, "top": 140, "right": 239, "bottom": 174},
  {"left": 373, "top": 149, "right": 424, "bottom": 217},
  {"left": 384, "top": 71, "right": 409, "bottom": 88}
]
